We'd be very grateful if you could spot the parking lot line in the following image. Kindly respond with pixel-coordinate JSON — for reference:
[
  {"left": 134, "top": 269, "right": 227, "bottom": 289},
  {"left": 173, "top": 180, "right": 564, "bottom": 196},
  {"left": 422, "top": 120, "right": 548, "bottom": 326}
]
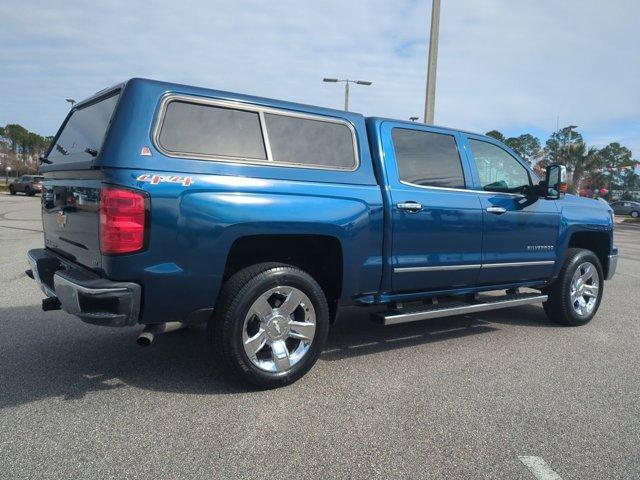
[{"left": 518, "top": 456, "right": 563, "bottom": 480}]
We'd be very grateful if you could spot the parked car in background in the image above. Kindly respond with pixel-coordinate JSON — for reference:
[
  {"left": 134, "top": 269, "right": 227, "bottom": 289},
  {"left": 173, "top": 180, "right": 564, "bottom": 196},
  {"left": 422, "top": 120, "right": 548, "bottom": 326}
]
[
  {"left": 9, "top": 175, "right": 44, "bottom": 196},
  {"left": 610, "top": 200, "right": 640, "bottom": 218}
]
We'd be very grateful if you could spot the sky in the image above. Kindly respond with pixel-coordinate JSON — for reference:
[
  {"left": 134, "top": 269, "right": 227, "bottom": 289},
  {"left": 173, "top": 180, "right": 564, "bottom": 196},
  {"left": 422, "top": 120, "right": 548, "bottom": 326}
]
[{"left": 1, "top": 0, "right": 639, "bottom": 157}]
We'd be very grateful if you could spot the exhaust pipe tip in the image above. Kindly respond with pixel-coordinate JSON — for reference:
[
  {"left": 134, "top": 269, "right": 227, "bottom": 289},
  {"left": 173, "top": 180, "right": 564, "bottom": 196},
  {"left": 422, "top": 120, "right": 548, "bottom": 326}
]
[
  {"left": 136, "top": 331, "right": 154, "bottom": 347},
  {"left": 136, "top": 322, "right": 186, "bottom": 346}
]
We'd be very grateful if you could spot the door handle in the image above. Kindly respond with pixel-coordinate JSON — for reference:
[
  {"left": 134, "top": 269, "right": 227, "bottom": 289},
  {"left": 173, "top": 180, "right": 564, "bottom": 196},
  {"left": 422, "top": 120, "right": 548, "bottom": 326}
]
[
  {"left": 397, "top": 202, "right": 423, "bottom": 212},
  {"left": 486, "top": 206, "right": 507, "bottom": 214}
]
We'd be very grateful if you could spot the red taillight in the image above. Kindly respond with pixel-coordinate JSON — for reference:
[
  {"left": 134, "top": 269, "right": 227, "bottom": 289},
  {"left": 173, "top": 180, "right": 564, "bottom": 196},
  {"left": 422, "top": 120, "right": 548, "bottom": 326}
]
[{"left": 100, "top": 186, "right": 148, "bottom": 254}]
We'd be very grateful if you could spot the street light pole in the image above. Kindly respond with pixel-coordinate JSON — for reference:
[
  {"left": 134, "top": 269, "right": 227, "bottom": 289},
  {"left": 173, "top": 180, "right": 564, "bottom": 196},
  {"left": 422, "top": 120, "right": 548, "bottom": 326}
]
[
  {"left": 423, "top": 0, "right": 441, "bottom": 124},
  {"left": 344, "top": 81, "right": 349, "bottom": 111},
  {"left": 66, "top": 98, "right": 76, "bottom": 107},
  {"left": 323, "top": 78, "right": 372, "bottom": 112}
]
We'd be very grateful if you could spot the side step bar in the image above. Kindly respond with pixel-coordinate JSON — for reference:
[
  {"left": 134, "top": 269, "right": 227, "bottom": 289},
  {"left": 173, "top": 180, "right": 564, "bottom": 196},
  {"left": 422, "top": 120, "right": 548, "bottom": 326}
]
[{"left": 376, "top": 293, "right": 548, "bottom": 326}]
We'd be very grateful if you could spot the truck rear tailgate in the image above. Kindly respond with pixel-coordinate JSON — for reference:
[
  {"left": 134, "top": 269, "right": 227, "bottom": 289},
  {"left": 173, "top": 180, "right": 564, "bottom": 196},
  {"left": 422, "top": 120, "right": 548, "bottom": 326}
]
[{"left": 42, "top": 178, "right": 102, "bottom": 270}]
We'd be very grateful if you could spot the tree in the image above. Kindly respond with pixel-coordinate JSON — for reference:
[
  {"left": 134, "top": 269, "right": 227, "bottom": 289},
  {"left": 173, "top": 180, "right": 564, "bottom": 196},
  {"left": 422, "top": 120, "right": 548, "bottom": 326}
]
[
  {"left": 619, "top": 170, "right": 640, "bottom": 199},
  {"left": 579, "top": 143, "right": 635, "bottom": 198},
  {"left": 3, "top": 124, "right": 29, "bottom": 153},
  {"left": 504, "top": 134, "right": 542, "bottom": 165},
  {"left": 599, "top": 142, "right": 632, "bottom": 171},
  {"left": 545, "top": 127, "right": 584, "bottom": 164},
  {"left": 0, "top": 124, "right": 52, "bottom": 175},
  {"left": 485, "top": 130, "right": 505, "bottom": 142},
  {"left": 565, "top": 142, "right": 601, "bottom": 194}
]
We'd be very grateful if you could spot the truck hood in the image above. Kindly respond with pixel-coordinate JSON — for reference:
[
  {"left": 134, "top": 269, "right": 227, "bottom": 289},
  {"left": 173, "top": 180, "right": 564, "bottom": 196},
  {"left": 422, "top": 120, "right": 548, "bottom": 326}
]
[
  {"left": 559, "top": 194, "right": 612, "bottom": 213},
  {"left": 557, "top": 194, "right": 613, "bottom": 232}
]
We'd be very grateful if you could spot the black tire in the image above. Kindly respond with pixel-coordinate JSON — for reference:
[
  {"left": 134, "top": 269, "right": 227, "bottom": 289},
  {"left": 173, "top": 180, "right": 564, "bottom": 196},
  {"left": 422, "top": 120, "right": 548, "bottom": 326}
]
[
  {"left": 9, "top": 185, "right": 16, "bottom": 195},
  {"left": 26, "top": 186, "right": 35, "bottom": 196},
  {"left": 209, "top": 262, "right": 330, "bottom": 389},
  {"left": 631, "top": 210, "right": 639, "bottom": 218},
  {"left": 543, "top": 248, "right": 604, "bottom": 326}
]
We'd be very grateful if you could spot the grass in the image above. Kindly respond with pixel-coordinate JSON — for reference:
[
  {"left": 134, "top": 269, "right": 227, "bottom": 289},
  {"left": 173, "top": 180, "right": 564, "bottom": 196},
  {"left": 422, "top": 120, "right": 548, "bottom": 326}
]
[{"left": 622, "top": 217, "right": 640, "bottom": 224}]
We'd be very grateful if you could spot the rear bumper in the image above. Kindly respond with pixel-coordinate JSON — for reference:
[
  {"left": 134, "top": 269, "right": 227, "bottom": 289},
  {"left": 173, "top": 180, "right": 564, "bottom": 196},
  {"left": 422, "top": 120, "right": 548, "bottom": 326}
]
[{"left": 27, "top": 248, "right": 141, "bottom": 327}]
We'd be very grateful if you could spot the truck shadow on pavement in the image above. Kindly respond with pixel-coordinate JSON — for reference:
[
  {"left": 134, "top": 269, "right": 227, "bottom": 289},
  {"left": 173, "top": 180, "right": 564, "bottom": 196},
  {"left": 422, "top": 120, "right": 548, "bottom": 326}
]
[
  {"left": 322, "top": 304, "right": 555, "bottom": 361},
  {"left": 0, "top": 304, "right": 554, "bottom": 408}
]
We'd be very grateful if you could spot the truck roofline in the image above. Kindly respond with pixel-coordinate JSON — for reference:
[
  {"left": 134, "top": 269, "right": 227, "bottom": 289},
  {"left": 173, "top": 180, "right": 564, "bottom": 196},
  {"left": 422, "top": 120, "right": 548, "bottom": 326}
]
[{"left": 71, "top": 78, "right": 490, "bottom": 140}]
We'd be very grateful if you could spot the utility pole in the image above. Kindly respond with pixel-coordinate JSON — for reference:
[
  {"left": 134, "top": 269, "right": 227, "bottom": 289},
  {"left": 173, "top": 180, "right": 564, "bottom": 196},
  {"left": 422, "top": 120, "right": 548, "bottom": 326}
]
[{"left": 423, "top": 0, "right": 441, "bottom": 124}]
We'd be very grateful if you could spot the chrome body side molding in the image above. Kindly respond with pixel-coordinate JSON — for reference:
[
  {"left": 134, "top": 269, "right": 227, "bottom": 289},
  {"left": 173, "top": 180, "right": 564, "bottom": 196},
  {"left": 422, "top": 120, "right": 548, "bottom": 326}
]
[{"left": 394, "top": 260, "right": 555, "bottom": 273}]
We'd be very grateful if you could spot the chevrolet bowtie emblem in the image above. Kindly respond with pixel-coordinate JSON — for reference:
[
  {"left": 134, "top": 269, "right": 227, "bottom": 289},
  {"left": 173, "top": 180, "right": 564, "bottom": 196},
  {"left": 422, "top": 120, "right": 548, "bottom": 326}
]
[{"left": 56, "top": 211, "right": 67, "bottom": 228}]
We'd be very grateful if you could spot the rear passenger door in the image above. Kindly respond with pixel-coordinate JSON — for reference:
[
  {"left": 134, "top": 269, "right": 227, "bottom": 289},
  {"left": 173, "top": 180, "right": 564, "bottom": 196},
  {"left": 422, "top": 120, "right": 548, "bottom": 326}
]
[{"left": 381, "top": 122, "right": 483, "bottom": 293}]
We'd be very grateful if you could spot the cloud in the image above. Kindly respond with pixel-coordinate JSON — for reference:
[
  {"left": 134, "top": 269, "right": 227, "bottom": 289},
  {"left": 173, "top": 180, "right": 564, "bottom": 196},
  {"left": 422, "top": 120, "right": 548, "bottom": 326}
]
[{"left": 1, "top": 0, "right": 638, "bottom": 155}]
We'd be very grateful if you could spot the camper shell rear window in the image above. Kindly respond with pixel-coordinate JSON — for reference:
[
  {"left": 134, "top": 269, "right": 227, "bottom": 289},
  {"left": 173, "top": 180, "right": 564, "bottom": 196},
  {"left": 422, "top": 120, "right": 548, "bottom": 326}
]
[{"left": 46, "top": 92, "right": 120, "bottom": 165}]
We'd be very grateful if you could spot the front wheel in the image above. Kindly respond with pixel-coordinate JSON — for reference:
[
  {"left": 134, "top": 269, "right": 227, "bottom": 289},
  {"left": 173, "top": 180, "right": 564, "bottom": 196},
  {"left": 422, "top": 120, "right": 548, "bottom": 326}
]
[
  {"left": 209, "top": 263, "right": 330, "bottom": 389},
  {"left": 631, "top": 210, "right": 639, "bottom": 218},
  {"left": 543, "top": 248, "right": 604, "bottom": 326},
  {"left": 9, "top": 185, "right": 16, "bottom": 195}
]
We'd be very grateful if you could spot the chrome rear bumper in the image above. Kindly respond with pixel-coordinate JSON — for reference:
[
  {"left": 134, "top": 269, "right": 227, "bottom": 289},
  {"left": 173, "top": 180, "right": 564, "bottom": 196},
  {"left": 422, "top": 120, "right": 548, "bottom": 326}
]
[{"left": 27, "top": 248, "right": 141, "bottom": 327}]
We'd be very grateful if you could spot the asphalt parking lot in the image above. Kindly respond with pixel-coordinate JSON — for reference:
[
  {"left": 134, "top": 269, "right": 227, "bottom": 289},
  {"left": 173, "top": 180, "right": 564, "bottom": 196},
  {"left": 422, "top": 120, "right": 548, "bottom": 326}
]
[{"left": 1, "top": 193, "right": 638, "bottom": 479}]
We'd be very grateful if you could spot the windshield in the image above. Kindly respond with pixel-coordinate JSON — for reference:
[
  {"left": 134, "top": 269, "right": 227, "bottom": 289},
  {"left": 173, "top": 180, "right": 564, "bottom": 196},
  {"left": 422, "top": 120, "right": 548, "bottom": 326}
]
[{"left": 47, "top": 92, "right": 120, "bottom": 164}]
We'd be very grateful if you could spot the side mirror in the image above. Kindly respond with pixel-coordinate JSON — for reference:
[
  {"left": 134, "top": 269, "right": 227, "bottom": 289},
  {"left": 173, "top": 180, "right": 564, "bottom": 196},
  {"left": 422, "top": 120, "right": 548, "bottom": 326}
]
[{"left": 545, "top": 164, "right": 567, "bottom": 199}]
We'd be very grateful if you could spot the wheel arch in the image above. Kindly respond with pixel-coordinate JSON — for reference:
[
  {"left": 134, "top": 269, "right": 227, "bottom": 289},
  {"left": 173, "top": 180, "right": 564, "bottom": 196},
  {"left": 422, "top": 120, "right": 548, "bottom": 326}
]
[
  {"left": 223, "top": 234, "right": 343, "bottom": 321},
  {"left": 565, "top": 230, "right": 611, "bottom": 276}
]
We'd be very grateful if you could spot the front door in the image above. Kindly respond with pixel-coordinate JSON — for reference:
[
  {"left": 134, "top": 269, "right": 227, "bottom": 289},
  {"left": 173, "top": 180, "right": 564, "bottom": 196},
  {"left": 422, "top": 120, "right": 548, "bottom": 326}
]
[
  {"left": 382, "top": 123, "right": 483, "bottom": 293},
  {"left": 464, "top": 135, "right": 559, "bottom": 285}
]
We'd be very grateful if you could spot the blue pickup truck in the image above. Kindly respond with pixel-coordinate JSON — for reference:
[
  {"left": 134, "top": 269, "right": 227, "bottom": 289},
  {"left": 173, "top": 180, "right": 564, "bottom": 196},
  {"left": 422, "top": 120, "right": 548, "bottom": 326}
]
[{"left": 27, "top": 78, "right": 617, "bottom": 388}]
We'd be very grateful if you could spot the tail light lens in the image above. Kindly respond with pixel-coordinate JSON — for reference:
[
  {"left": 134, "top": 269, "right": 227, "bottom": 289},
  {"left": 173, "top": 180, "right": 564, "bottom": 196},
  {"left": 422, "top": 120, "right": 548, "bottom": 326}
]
[{"left": 100, "top": 186, "right": 148, "bottom": 254}]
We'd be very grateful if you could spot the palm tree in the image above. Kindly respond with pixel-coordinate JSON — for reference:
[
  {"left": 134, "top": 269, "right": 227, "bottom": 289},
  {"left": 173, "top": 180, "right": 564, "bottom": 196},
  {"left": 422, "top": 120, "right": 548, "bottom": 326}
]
[{"left": 564, "top": 142, "right": 601, "bottom": 194}]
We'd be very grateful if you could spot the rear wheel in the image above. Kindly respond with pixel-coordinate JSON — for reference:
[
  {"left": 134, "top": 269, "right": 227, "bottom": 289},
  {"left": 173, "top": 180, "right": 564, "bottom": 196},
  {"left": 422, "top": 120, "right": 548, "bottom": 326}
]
[
  {"left": 209, "top": 263, "right": 330, "bottom": 389},
  {"left": 631, "top": 210, "right": 639, "bottom": 218},
  {"left": 543, "top": 248, "right": 603, "bottom": 326}
]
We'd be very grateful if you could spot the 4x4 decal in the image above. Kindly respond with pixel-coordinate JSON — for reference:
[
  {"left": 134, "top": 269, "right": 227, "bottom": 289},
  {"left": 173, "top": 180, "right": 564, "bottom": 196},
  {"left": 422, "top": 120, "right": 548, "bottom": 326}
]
[{"left": 136, "top": 174, "right": 194, "bottom": 187}]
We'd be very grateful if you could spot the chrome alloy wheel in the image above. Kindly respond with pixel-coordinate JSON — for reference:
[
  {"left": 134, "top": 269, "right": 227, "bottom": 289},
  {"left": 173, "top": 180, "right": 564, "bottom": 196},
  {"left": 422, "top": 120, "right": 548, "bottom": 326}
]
[
  {"left": 242, "top": 286, "right": 316, "bottom": 373},
  {"left": 570, "top": 261, "right": 599, "bottom": 316}
]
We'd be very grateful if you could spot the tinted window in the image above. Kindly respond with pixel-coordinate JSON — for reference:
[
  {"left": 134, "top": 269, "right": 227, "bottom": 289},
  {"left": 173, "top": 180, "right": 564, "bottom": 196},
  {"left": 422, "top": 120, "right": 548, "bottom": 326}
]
[
  {"left": 264, "top": 113, "right": 356, "bottom": 169},
  {"left": 392, "top": 128, "right": 465, "bottom": 189},
  {"left": 48, "top": 92, "right": 120, "bottom": 164},
  {"left": 469, "top": 139, "right": 531, "bottom": 193},
  {"left": 159, "top": 101, "right": 266, "bottom": 160}
]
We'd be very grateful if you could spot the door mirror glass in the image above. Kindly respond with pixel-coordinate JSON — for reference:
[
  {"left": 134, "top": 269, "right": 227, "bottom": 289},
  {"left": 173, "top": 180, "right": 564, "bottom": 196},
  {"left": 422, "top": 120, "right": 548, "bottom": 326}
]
[{"left": 545, "top": 164, "right": 567, "bottom": 199}]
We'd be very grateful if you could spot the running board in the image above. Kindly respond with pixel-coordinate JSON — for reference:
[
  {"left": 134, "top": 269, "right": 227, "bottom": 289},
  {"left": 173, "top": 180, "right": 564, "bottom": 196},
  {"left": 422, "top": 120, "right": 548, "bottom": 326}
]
[{"left": 376, "top": 293, "right": 548, "bottom": 326}]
